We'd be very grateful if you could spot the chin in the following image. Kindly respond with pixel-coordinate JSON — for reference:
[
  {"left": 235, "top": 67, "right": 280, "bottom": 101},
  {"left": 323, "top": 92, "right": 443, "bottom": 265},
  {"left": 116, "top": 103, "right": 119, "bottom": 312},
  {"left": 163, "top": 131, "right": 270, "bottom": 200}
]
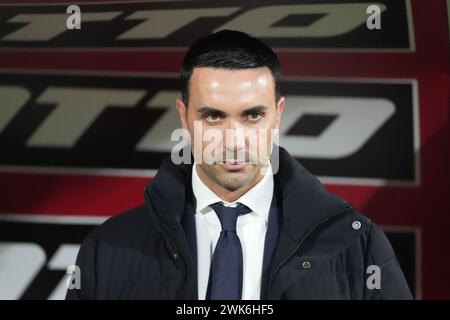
[{"left": 217, "top": 171, "right": 256, "bottom": 190}]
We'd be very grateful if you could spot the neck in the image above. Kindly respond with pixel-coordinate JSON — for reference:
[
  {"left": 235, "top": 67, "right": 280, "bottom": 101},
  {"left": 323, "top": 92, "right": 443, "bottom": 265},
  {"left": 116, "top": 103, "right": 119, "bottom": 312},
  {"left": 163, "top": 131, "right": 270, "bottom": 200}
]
[{"left": 196, "top": 164, "right": 268, "bottom": 203}]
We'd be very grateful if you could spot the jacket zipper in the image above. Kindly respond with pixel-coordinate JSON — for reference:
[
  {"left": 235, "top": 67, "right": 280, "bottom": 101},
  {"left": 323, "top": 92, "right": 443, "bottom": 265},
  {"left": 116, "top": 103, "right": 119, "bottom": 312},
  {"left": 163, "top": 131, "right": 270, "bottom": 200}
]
[
  {"left": 269, "top": 205, "right": 352, "bottom": 297},
  {"left": 144, "top": 186, "right": 187, "bottom": 299}
]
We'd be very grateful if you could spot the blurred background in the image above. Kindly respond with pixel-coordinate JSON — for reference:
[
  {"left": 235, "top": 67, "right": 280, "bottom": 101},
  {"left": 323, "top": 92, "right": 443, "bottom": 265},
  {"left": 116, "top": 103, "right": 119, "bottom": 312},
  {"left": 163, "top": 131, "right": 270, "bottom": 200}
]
[{"left": 0, "top": 0, "right": 448, "bottom": 299}]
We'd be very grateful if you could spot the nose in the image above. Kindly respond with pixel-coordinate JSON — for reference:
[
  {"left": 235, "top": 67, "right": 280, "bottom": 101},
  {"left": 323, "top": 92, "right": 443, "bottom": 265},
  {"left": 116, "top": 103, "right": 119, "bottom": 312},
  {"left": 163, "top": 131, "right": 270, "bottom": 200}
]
[{"left": 224, "top": 120, "right": 246, "bottom": 152}]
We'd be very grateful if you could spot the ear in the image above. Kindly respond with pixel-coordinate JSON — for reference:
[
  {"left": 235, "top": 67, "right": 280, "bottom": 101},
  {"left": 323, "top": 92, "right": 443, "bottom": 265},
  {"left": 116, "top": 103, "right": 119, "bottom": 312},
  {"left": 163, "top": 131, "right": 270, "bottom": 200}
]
[
  {"left": 176, "top": 98, "right": 188, "bottom": 130},
  {"left": 275, "top": 96, "right": 286, "bottom": 129}
]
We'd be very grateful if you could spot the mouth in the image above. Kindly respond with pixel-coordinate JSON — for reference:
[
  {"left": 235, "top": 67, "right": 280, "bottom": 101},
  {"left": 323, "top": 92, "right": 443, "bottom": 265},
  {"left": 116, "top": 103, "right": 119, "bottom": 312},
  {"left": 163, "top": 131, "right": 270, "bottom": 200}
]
[{"left": 221, "top": 160, "right": 248, "bottom": 171}]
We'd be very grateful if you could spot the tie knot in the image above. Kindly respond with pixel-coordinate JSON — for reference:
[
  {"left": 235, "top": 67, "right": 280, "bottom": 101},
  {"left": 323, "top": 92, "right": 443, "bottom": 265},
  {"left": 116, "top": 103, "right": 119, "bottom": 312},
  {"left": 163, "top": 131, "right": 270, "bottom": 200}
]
[{"left": 209, "top": 202, "right": 252, "bottom": 232}]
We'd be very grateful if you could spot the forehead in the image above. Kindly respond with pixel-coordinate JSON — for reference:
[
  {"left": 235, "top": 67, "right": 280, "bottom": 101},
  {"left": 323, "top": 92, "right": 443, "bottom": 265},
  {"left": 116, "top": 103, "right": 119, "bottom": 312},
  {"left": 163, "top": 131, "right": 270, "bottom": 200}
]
[{"left": 188, "top": 67, "right": 275, "bottom": 107}]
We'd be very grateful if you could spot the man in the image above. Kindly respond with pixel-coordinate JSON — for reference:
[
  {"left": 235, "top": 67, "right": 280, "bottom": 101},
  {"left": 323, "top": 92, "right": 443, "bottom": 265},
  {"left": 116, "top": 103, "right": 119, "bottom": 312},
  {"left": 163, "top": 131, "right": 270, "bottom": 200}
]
[{"left": 66, "top": 30, "right": 412, "bottom": 300}]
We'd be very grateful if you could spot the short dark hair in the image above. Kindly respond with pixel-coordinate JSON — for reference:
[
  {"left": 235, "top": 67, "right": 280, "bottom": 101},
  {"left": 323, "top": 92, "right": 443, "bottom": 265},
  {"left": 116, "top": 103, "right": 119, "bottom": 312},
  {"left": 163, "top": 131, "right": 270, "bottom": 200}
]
[{"left": 180, "top": 29, "right": 282, "bottom": 106}]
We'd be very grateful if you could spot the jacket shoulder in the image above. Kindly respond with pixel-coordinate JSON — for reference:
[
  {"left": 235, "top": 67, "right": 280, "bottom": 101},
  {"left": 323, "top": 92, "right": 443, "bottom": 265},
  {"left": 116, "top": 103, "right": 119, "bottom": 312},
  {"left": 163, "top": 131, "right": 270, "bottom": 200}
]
[
  {"left": 345, "top": 206, "right": 394, "bottom": 260},
  {"left": 66, "top": 204, "right": 162, "bottom": 300},
  {"left": 102, "top": 204, "right": 149, "bottom": 230},
  {"left": 89, "top": 204, "right": 157, "bottom": 247}
]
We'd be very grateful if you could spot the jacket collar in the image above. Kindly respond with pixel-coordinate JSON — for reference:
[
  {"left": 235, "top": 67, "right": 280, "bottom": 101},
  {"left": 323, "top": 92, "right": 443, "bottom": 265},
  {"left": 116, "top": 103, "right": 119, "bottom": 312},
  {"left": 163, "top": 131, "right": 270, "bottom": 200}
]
[
  {"left": 144, "top": 145, "right": 349, "bottom": 242},
  {"left": 144, "top": 154, "right": 191, "bottom": 228},
  {"left": 272, "top": 145, "right": 350, "bottom": 242}
]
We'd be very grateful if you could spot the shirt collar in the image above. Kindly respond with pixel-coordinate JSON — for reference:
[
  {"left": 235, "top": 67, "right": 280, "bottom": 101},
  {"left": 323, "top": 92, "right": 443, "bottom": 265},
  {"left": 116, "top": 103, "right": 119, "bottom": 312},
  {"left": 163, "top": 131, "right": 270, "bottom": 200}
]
[{"left": 191, "top": 163, "right": 274, "bottom": 221}]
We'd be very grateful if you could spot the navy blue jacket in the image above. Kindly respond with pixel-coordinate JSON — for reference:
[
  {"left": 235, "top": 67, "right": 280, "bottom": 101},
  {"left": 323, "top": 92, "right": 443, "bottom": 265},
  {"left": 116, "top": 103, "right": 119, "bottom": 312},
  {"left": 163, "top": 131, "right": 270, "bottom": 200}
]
[{"left": 66, "top": 147, "right": 412, "bottom": 300}]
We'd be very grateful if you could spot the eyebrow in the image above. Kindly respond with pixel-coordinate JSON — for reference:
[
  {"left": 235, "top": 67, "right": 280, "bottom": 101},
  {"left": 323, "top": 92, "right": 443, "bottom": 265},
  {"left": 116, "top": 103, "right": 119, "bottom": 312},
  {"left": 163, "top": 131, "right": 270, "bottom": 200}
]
[{"left": 197, "top": 105, "right": 269, "bottom": 117}]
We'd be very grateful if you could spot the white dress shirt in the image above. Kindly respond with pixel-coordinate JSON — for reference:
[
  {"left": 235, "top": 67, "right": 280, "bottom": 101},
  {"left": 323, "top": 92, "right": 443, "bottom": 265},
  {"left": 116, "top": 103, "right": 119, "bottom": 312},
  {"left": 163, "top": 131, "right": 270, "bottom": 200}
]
[{"left": 191, "top": 163, "right": 274, "bottom": 300}]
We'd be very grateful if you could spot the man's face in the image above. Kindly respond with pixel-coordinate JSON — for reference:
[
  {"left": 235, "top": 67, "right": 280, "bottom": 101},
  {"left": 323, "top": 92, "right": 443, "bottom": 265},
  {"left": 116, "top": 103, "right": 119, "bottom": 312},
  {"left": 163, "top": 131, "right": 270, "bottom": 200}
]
[{"left": 176, "top": 67, "right": 285, "bottom": 192}]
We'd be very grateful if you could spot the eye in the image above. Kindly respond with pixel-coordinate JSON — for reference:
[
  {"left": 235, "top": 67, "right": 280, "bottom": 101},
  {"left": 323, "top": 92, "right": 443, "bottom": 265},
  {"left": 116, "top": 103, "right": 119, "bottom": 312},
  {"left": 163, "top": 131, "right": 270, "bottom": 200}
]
[
  {"left": 204, "top": 113, "right": 223, "bottom": 123},
  {"left": 247, "top": 112, "right": 263, "bottom": 122}
]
